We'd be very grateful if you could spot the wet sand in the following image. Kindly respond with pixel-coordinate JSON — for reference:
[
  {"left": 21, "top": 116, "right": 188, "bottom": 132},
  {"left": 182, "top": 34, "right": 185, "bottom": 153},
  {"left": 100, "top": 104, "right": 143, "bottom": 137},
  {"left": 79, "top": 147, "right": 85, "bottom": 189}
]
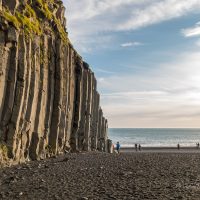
[
  {"left": 120, "top": 146, "right": 200, "bottom": 153},
  {"left": 1, "top": 151, "right": 200, "bottom": 199}
]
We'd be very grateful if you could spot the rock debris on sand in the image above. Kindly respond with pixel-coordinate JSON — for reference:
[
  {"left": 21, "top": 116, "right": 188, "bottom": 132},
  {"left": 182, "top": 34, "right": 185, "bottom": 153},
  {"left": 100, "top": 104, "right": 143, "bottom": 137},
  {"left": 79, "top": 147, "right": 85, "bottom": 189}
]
[{"left": 1, "top": 152, "right": 200, "bottom": 200}]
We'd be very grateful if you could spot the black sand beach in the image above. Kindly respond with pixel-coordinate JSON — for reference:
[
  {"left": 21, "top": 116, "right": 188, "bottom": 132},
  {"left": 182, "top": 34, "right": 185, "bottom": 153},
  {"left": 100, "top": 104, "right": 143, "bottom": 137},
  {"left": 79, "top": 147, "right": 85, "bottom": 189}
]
[{"left": 1, "top": 151, "right": 200, "bottom": 200}]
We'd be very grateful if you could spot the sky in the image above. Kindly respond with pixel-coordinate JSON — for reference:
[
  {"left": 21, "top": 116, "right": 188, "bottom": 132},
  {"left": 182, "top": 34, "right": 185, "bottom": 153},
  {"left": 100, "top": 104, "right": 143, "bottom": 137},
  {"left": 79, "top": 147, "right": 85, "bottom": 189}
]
[{"left": 64, "top": 0, "right": 200, "bottom": 128}]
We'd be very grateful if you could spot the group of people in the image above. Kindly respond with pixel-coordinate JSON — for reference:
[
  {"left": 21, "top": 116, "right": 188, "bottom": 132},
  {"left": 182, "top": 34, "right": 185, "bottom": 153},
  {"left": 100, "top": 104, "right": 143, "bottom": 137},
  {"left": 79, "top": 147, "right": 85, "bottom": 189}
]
[
  {"left": 135, "top": 143, "right": 142, "bottom": 151},
  {"left": 115, "top": 142, "right": 200, "bottom": 153},
  {"left": 177, "top": 143, "right": 200, "bottom": 150},
  {"left": 115, "top": 142, "right": 142, "bottom": 153}
]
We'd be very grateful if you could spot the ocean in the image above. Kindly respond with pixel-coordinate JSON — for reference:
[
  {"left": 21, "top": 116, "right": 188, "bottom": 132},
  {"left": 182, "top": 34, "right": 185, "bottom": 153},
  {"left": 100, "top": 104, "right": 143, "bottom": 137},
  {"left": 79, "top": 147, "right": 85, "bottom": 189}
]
[{"left": 108, "top": 128, "right": 200, "bottom": 147}]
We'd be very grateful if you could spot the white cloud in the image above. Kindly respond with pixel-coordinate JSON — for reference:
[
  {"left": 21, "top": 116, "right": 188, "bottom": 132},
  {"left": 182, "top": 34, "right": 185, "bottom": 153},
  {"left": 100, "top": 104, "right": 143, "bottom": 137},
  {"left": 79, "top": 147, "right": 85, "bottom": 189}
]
[
  {"left": 196, "top": 39, "right": 200, "bottom": 46},
  {"left": 121, "top": 42, "right": 143, "bottom": 47},
  {"left": 116, "top": 0, "right": 200, "bottom": 31},
  {"left": 182, "top": 22, "right": 200, "bottom": 37},
  {"left": 63, "top": 1, "right": 200, "bottom": 128},
  {"left": 96, "top": 69, "right": 115, "bottom": 74},
  {"left": 65, "top": 0, "right": 200, "bottom": 51},
  {"left": 98, "top": 51, "right": 200, "bottom": 128}
]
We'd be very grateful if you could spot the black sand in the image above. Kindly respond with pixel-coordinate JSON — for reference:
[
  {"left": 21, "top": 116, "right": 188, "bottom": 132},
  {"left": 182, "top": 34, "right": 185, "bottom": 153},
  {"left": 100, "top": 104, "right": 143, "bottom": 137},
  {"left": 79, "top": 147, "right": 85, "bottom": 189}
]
[{"left": 1, "top": 152, "right": 200, "bottom": 199}]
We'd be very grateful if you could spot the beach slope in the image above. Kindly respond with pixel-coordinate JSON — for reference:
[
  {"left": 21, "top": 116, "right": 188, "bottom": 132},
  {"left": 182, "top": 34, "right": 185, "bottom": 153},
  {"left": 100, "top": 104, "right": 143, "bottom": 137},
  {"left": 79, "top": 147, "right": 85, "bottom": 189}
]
[{"left": 1, "top": 152, "right": 200, "bottom": 199}]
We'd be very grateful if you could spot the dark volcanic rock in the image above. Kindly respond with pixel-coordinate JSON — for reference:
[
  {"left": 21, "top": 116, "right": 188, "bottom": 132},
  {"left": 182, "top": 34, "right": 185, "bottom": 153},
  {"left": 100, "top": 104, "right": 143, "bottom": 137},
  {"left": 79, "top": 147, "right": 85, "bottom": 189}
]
[
  {"left": 0, "top": 152, "right": 200, "bottom": 199},
  {"left": 0, "top": 0, "right": 110, "bottom": 165}
]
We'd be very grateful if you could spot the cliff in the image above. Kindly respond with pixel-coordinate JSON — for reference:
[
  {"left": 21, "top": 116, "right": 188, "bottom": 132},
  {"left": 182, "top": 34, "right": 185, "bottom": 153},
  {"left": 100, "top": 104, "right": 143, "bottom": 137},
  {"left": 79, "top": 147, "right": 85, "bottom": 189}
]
[{"left": 0, "top": 0, "right": 110, "bottom": 164}]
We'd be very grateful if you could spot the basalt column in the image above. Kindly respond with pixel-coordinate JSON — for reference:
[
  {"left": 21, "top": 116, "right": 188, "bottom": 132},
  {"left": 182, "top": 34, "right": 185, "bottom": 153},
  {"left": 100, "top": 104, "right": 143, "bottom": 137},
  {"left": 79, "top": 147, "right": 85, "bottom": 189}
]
[
  {"left": 77, "top": 63, "right": 88, "bottom": 151},
  {"left": 48, "top": 39, "right": 65, "bottom": 155},
  {"left": 90, "top": 74, "right": 96, "bottom": 150},
  {"left": 17, "top": 37, "right": 33, "bottom": 161},
  {"left": 0, "top": 0, "right": 110, "bottom": 164},
  {"left": 6, "top": 35, "right": 29, "bottom": 160},
  {"left": 29, "top": 36, "right": 51, "bottom": 160},
  {"left": 0, "top": 28, "right": 19, "bottom": 142},
  {"left": 104, "top": 119, "right": 108, "bottom": 152},
  {"left": 57, "top": 44, "right": 69, "bottom": 152},
  {"left": 91, "top": 89, "right": 100, "bottom": 151},
  {"left": 94, "top": 92, "right": 100, "bottom": 150},
  {"left": 64, "top": 46, "right": 76, "bottom": 150},
  {"left": 97, "top": 108, "right": 103, "bottom": 151},
  {"left": 84, "top": 64, "right": 93, "bottom": 151},
  {"left": 42, "top": 37, "right": 56, "bottom": 156},
  {"left": 63, "top": 45, "right": 73, "bottom": 150},
  {"left": 70, "top": 56, "right": 83, "bottom": 151},
  {"left": 27, "top": 36, "right": 46, "bottom": 160}
]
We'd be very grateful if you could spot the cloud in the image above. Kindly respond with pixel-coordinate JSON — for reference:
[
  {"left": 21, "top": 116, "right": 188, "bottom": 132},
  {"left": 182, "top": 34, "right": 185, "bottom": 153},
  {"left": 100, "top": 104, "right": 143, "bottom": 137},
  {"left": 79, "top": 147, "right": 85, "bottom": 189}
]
[
  {"left": 120, "top": 42, "right": 143, "bottom": 47},
  {"left": 196, "top": 39, "right": 200, "bottom": 46},
  {"left": 98, "top": 51, "right": 200, "bottom": 128},
  {"left": 182, "top": 22, "right": 200, "bottom": 37},
  {"left": 116, "top": 0, "right": 200, "bottom": 31},
  {"left": 65, "top": 0, "right": 200, "bottom": 51},
  {"left": 64, "top": 1, "right": 200, "bottom": 128},
  {"left": 96, "top": 69, "right": 115, "bottom": 74}
]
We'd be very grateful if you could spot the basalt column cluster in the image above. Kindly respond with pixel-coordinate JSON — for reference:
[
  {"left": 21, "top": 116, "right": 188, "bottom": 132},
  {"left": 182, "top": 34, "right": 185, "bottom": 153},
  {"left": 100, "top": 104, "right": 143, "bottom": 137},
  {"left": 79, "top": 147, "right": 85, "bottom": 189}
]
[{"left": 0, "top": 0, "right": 110, "bottom": 163}]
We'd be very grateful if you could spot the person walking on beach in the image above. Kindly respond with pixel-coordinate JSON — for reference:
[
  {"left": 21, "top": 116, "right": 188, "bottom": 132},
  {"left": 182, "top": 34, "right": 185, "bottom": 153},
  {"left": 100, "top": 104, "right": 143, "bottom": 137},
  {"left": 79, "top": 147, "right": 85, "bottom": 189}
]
[
  {"left": 177, "top": 143, "right": 180, "bottom": 150},
  {"left": 135, "top": 143, "right": 138, "bottom": 151},
  {"left": 139, "top": 144, "right": 141, "bottom": 151},
  {"left": 116, "top": 142, "right": 121, "bottom": 153},
  {"left": 196, "top": 143, "right": 199, "bottom": 149}
]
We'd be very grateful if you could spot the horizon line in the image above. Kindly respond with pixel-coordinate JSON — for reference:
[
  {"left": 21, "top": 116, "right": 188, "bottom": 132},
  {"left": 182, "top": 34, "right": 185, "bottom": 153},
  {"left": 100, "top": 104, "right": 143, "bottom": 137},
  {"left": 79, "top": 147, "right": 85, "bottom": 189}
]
[{"left": 108, "top": 127, "right": 200, "bottom": 129}]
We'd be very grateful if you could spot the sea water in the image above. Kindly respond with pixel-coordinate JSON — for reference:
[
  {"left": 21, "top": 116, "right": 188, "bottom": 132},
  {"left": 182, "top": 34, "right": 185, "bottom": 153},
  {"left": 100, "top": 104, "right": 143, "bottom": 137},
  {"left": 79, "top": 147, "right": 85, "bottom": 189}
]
[{"left": 108, "top": 128, "right": 200, "bottom": 147}]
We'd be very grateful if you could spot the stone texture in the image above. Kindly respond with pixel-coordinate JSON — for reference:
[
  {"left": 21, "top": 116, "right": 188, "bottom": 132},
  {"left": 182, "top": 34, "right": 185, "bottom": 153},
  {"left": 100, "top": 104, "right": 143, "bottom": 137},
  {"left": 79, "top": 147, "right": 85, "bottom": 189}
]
[
  {"left": 0, "top": 0, "right": 2, "bottom": 11},
  {"left": 2, "top": 0, "right": 19, "bottom": 13},
  {"left": 0, "top": 0, "right": 110, "bottom": 164}
]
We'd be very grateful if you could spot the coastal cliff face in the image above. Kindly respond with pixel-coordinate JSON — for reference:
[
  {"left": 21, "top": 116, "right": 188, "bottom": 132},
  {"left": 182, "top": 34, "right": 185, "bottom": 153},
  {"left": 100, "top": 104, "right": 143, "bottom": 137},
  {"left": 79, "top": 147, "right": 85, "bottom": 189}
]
[{"left": 0, "top": 0, "right": 109, "bottom": 164}]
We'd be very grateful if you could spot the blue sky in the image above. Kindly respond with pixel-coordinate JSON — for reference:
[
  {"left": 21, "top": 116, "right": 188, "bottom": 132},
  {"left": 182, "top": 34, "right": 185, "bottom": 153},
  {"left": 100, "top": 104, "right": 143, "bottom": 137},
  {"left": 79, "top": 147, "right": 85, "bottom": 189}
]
[{"left": 64, "top": 0, "right": 200, "bottom": 128}]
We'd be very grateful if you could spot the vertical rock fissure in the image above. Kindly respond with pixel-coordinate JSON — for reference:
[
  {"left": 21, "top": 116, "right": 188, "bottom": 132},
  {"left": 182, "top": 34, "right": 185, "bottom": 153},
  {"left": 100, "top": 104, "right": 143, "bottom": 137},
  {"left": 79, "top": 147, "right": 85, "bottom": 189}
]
[
  {"left": 48, "top": 39, "right": 63, "bottom": 154},
  {"left": 70, "top": 57, "right": 83, "bottom": 151}
]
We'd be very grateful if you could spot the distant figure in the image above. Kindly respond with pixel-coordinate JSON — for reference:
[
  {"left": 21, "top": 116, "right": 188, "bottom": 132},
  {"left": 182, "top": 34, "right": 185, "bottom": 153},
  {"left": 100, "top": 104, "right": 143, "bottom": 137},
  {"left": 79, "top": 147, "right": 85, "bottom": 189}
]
[
  {"left": 116, "top": 142, "right": 121, "bottom": 153},
  {"left": 177, "top": 143, "right": 180, "bottom": 150},
  {"left": 139, "top": 144, "right": 141, "bottom": 151},
  {"left": 135, "top": 143, "right": 138, "bottom": 151},
  {"left": 112, "top": 144, "right": 115, "bottom": 152},
  {"left": 102, "top": 143, "right": 105, "bottom": 152},
  {"left": 196, "top": 143, "right": 199, "bottom": 149}
]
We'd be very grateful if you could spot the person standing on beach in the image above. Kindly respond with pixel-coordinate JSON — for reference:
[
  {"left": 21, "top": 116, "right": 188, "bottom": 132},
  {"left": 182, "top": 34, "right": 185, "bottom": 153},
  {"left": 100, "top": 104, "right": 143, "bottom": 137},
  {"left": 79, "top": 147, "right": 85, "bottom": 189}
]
[
  {"left": 139, "top": 144, "right": 141, "bottom": 151},
  {"left": 112, "top": 143, "right": 115, "bottom": 153},
  {"left": 116, "top": 142, "right": 121, "bottom": 153},
  {"left": 177, "top": 143, "right": 180, "bottom": 150},
  {"left": 135, "top": 143, "right": 138, "bottom": 151}
]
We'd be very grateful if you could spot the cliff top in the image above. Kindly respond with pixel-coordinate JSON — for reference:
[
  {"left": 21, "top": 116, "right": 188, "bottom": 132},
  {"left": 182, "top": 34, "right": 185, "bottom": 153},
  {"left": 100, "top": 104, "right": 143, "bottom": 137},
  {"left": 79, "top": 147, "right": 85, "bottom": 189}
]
[{"left": 0, "top": 0, "right": 69, "bottom": 43}]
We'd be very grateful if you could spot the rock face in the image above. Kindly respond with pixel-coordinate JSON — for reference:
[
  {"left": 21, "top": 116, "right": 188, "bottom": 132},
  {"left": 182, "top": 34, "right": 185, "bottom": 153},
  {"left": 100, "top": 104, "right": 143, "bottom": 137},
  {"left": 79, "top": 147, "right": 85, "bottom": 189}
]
[{"left": 0, "top": 0, "right": 109, "bottom": 164}]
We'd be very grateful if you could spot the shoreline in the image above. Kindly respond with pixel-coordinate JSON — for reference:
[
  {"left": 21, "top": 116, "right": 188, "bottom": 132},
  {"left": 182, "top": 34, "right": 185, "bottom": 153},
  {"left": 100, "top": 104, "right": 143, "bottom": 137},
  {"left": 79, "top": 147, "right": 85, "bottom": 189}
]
[{"left": 118, "top": 146, "right": 200, "bottom": 153}]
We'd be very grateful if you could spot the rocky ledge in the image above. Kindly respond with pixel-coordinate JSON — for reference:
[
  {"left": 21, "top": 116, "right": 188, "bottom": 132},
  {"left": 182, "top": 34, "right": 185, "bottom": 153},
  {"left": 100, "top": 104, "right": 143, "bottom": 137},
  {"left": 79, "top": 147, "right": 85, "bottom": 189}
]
[{"left": 0, "top": 0, "right": 110, "bottom": 165}]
